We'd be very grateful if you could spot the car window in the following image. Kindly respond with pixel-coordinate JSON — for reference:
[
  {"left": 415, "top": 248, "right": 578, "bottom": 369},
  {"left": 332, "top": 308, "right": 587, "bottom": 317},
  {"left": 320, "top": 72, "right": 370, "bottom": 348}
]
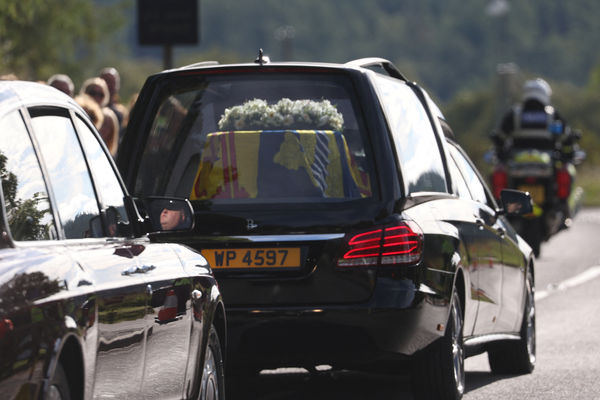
[
  {"left": 447, "top": 149, "right": 472, "bottom": 199},
  {"left": 134, "top": 72, "right": 373, "bottom": 205},
  {"left": 75, "top": 116, "right": 129, "bottom": 227},
  {"left": 30, "top": 113, "right": 101, "bottom": 239},
  {"left": 0, "top": 111, "right": 57, "bottom": 241},
  {"left": 372, "top": 75, "right": 447, "bottom": 194},
  {"left": 447, "top": 144, "right": 489, "bottom": 205}
]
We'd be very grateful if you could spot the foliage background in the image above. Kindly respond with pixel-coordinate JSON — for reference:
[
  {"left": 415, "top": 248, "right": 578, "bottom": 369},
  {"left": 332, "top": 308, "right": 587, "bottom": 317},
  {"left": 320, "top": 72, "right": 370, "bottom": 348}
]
[{"left": 2, "top": 0, "right": 600, "bottom": 203}]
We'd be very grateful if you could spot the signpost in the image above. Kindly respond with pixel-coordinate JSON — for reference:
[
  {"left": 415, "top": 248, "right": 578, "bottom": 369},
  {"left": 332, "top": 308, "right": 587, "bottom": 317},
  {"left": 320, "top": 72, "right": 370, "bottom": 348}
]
[{"left": 137, "top": 0, "right": 199, "bottom": 69}]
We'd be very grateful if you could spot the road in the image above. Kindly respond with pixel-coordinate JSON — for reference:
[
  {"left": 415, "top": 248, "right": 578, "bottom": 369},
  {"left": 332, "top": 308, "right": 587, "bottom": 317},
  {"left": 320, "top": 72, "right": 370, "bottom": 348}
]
[{"left": 226, "top": 208, "right": 600, "bottom": 399}]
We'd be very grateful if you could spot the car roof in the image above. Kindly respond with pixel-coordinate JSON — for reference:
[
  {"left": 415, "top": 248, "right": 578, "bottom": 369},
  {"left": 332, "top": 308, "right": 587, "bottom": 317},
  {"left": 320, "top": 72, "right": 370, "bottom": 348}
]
[
  {"left": 0, "top": 80, "right": 82, "bottom": 115},
  {"left": 152, "top": 56, "right": 408, "bottom": 81}
]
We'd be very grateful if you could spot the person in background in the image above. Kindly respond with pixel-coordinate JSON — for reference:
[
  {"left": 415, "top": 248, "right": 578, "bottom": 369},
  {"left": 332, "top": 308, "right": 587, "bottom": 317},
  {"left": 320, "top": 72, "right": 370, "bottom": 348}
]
[
  {"left": 490, "top": 77, "right": 583, "bottom": 238},
  {"left": 0, "top": 73, "right": 18, "bottom": 80},
  {"left": 80, "top": 77, "right": 119, "bottom": 156},
  {"left": 75, "top": 94, "right": 104, "bottom": 131},
  {"left": 47, "top": 74, "right": 75, "bottom": 97},
  {"left": 492, "top": 78, "right": 579, "bottom": 162},
  {"left": 99, "top": 67, "right": 129, "bottom": 139}
]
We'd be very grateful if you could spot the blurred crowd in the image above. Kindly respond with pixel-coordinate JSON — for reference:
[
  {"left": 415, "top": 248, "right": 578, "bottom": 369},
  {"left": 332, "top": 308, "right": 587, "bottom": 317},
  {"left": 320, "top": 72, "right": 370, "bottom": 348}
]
[{"left": 1, "top": 68, "right": 135, "bottom": 157}]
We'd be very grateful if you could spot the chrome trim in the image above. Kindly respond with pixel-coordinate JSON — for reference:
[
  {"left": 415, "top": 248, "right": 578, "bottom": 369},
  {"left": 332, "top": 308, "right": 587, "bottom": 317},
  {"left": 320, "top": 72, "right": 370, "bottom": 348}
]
[
  {"left": 203, "top": 233, "right": 345, "bottom": 242},
  {"left": 464, "top": 333, "right": 520, "bottom": 347},
  {"left": 418, "top": 283, "right": 438, "bottom": 295},
  {"left": 246, "top": 219, "right": 259, "bottom": 230},
  {"left": 424, "top": 267, "right": 456, "bottom": 276}
]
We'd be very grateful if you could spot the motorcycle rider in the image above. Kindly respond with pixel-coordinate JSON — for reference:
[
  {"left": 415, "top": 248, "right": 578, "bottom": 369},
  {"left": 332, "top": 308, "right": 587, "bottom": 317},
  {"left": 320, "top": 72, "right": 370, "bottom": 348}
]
[
  {"left": 490, "top": 78, "right": 582, "bottom": 256},
  {"left": 491, "top": 78, "right": 578, "bottom": 162}
]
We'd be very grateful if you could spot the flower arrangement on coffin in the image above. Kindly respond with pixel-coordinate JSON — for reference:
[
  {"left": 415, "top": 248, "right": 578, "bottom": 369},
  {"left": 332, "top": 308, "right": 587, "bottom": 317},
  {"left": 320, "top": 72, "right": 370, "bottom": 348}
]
[{"left": 218, "top": 98, "right": 344, "bottom": 131}]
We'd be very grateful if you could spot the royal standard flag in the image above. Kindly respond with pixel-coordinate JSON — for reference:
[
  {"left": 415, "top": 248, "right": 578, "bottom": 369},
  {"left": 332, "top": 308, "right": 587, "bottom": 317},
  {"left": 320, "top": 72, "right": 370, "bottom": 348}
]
[{"left": 190, "top": 130, "right": 370, "bottom": 200}]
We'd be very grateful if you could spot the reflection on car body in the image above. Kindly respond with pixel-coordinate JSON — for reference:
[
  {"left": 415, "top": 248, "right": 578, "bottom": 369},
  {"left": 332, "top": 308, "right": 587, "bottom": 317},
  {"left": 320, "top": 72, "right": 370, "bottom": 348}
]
[
  {"left": 0, "top": 81, "right": 225, "bottom": 400},
  {"left": 118, "top": 55, "right": 536, "bottom": 399}
]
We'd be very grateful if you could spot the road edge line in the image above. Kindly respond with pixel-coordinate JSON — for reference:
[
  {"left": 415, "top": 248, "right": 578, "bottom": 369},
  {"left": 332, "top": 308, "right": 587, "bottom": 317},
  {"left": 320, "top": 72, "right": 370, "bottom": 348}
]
[{"left": 535, "top": 265, "right": 600, "bottom": 301}]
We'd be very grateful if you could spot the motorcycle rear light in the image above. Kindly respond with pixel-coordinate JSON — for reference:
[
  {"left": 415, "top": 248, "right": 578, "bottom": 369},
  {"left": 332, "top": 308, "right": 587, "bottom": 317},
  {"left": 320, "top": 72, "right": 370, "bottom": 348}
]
[
  {"left": 525, "top": 177, "right": 537, "bottom": 184},
  {"left": 491, "top": 167, "right": 507, "bottom": 200},
  {"left": 556, "top": 168, "right": 571, "bottom": 200},
  {"left": 337, "top": 221, "right": 423, "bottom": 267}
]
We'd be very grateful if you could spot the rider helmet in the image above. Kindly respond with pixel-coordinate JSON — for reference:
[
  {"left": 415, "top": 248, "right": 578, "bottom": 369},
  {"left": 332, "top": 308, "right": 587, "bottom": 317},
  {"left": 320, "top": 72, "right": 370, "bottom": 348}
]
[{"left": 522, "top": 78, "right": 552, "bottom": 105}]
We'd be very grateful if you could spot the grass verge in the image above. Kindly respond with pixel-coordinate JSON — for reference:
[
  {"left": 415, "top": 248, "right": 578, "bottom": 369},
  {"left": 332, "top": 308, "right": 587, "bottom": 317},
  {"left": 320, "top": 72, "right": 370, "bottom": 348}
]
[{"left": 576, "top": 165, "right": 600, "bottom": 207}]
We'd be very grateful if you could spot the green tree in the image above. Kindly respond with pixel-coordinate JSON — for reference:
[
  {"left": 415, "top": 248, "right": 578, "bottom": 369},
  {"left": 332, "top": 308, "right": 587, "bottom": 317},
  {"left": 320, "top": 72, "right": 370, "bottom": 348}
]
[
  {"left": 0, "top": 0, "right": 126, "bottom": 82},
  {"left": 444, "top": 86, "right": 497, "bottom": 173},
  {"left": 1, "top": 152, "right": 51, "bottom": 240},
  {"left": 0, "top": 153, "right": 18, "bottom": 210},
  {"left": 7, "top": 193, "right": 53, "bottom": 241}
]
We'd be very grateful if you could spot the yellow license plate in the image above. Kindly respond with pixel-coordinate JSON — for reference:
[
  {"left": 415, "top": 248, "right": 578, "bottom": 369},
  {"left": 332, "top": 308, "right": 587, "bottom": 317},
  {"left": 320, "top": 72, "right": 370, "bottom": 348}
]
[
  {"left": 202, "top": 247, "right": 301, "bottom": 269},
  {"left": 518, "top": 184, "right": 545, "bottom": 205}
]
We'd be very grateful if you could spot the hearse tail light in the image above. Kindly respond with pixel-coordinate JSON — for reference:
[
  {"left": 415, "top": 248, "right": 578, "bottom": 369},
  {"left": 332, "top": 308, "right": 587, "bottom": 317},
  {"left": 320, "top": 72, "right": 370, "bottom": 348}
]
[
  {"left": 337, "top": 228, "right": 383, "bottom": 267},
  {"left": 380, "top": 221, "right": 423, "bottom": 265},
  {"left": 337, "top": 221, "right": 423, "bottom": 267}
]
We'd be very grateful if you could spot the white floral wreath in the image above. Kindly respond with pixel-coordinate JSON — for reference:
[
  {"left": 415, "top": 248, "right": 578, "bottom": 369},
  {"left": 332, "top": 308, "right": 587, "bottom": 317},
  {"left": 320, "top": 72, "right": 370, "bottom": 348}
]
[{"left": 218, "top": 98, "right": 344, "bottom": 131}]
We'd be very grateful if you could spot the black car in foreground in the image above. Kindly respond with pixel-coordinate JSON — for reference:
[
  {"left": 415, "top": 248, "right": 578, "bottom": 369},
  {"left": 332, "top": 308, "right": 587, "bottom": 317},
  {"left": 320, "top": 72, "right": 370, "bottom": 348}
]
[
  {"left": 0, "top": 81, "right": 226, "bottom": 400},
  {"left": 118, "top": 54, "right": 535, "bottom": 399}
]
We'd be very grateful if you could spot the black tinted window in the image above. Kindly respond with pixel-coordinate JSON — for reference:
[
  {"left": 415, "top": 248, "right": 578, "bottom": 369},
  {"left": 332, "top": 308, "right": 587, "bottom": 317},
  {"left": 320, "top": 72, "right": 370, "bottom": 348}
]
[
  {"left": 447, "top": 150, "right": 472, "bottom": 199},
  {"left": 0, "top": 111, "right": 57, "bottom": 240},
  {"left": 373, "top": 75, "right": 447, "bottom": 194},
  {"left": 30, "top": 114, "right": 101, "bottom": 238},
  {"left": 447, "top": 144, "right": 489, "bottom": 205},
  {"left": 134, "top": 72, "right": 373, "bottom": 205}
]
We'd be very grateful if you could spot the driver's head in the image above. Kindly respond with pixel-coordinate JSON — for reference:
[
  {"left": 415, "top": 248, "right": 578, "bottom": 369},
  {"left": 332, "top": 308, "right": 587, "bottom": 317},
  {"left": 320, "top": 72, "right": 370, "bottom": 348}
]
[{"left": 159, "top": 201, "right": 186, "bottom": 230}]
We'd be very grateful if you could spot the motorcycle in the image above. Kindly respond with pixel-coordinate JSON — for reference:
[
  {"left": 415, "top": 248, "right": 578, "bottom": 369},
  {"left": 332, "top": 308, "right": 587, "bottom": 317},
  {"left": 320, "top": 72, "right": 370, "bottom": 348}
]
[{"left": 488, "top": 134, "right": 585, "bottom": 257}]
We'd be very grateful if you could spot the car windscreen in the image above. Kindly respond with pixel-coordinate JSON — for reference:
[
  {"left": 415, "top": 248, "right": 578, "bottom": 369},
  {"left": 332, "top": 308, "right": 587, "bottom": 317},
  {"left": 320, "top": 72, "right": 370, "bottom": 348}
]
[{"left": 134, "top": 72, "right": 374, "bottom": 208}]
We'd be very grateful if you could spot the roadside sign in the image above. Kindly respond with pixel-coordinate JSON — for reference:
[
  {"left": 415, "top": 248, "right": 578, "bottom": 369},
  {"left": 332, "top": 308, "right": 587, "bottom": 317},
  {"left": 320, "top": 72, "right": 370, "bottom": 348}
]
[{"left": 138, "top": 0, "right": 199, "bottom": 45}]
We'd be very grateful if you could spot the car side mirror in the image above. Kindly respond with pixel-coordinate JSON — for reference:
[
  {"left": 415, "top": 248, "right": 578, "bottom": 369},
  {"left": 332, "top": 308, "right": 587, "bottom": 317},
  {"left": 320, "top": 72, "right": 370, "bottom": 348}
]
[
  {"left": 499, "top": 189, "right": 533, "bottom": 216},
  {"left": 142, "top": 197, "right": 195, "bottom": 232}
]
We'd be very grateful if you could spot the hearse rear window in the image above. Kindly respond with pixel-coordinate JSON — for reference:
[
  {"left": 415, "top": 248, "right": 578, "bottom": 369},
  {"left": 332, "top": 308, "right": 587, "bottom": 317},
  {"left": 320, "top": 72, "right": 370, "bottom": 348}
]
[{"left": 134, "top": 73, "right": 373, "bottom": 205}]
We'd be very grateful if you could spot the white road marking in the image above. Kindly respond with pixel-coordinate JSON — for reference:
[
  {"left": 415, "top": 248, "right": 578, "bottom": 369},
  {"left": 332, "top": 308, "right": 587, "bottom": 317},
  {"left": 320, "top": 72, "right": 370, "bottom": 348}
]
[{"left": 535, "top": 265, "right": 600, "bottom": 301}]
